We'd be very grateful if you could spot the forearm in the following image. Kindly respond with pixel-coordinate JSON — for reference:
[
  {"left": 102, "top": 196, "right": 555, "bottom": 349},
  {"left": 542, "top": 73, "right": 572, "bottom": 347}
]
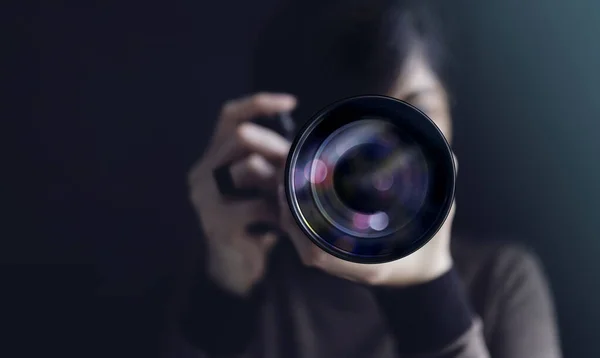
[
  {"left": 373, "top": 267, "right": 490, "bottom": 358},
  {"left": 179, "top": 268, "right": 265, "bottom": 356}
]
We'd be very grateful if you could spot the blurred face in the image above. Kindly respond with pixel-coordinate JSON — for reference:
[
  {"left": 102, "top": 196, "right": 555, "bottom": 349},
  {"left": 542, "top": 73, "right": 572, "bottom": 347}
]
[{"left": 389, "top": 48, "right": 452, "bottom": 143}]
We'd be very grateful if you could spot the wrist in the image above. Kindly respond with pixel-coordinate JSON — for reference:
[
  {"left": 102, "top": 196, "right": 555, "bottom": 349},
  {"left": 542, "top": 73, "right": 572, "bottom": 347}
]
[
  {"left": 378, "top": 253, "right": 454, "bottom": 288},
  {"left": 415, "top": 253, "right": 453, "bottom": 285},
  {"left": 206, "top": 249, "right": 257, "bottom": 297}
]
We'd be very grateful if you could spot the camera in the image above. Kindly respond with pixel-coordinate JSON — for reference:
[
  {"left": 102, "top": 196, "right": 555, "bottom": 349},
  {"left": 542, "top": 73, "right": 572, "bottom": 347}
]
[{"left": 221, "top": 95, "right": 456, "bottom": 264}]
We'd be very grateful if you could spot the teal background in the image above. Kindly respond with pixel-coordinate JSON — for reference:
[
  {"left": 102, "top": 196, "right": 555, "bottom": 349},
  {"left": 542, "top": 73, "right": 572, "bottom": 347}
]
[{"left": 444, "top": 1, "right": 600, "bottom": 356}]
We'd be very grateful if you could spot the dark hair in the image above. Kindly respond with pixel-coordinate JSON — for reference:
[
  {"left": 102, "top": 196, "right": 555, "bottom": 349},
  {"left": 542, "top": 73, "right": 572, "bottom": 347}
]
[{"left": 251, "top": 0, "right": 447, "bottom": 124}]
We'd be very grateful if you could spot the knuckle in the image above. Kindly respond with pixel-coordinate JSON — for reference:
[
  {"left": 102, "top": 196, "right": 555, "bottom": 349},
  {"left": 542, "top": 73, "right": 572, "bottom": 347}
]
[
  {"left": 250, "top": 93, "right": 269, "bottom": 107},
  {"left": 220, "top": 100, "right": 236, "bottom": 116},
  {"left": 235, "top": 123, "right": 252, "bottom": 146},
  {"left": 246, "top": 153, "right": 267, "bottom": 171}
]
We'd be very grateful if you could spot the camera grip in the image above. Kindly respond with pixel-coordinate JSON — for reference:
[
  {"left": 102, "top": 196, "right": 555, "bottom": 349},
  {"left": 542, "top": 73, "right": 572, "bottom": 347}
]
[
  {"left": 251, "top": 112, "right": 296, "bottom": 141},
  {"left": 212, "top": 112, "right": 295, "bottom": 201}
]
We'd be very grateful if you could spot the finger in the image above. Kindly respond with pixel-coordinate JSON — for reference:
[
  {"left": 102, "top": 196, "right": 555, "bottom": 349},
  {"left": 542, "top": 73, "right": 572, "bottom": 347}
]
[
  {"left": 235, "top": 122, "right": 291, "bottom": 163},
  {"left": 214, "top": 93, "right": 297, "bottom": 141},
  {"left": 239, "top": 227, "right": 279, "bottom": 251},
  {"left": 213, "top": 122, "right": 291, "bottom": 167},
  {"left": 235, "top": 200, "right": 281, "bottom": 259},
  {"left": 228, "top": 153, "right": 279, "bottom": 193},
  {"left": 257, "top": 231, "right": 278, "bottom": 253},
  {"left": 231, "top": 199, "right": 281, "bottom": 236}
]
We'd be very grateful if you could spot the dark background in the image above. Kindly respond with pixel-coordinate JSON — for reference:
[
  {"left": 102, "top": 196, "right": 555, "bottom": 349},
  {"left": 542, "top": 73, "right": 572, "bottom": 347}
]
[{"left": 5, "top": 0, "right": 600, "bottom": 357}]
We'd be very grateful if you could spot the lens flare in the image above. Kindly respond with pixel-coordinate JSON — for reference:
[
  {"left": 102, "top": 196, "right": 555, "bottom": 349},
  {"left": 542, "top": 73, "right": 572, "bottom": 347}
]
[
  {"left": 352, "top": 213, "right": 370, "bottom": 230},
  {"left": 369, "top": 212, "right": 389, "bottom": 231},
  {"left": 311, "top": 159, "right": 328, "bottom": 184},
  {"left": 373, "top": 174, "right": 394, "bottom": 191},
  {"left": 304, "top": 159, "right": 329, "bottom": 184}
]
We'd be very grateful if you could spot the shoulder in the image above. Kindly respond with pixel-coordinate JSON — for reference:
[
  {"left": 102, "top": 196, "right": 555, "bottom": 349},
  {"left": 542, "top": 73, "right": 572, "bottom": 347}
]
[
  {"left": 450, "top": 238, "right": 561, "bottom": 357},
  {"left": 450, "top": 236, "right": 553, "bottom": 317},
  {"left": 451, "top": 235, "right": 547, "bottom": 285}
]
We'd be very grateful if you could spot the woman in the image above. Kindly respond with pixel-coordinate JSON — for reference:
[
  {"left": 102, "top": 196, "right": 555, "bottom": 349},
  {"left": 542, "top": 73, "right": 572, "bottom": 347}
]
[{"left": 179, "top": 0, "right": 561, "bottom": 357}]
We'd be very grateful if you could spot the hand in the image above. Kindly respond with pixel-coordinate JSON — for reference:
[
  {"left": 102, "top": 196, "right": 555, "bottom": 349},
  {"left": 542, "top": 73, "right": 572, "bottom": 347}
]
[
  {"left": 188, "top": 93, "right": 296, "bottom": 296},
  {"left": 277, "top": 184, "right": 456, "bottom": 288}
]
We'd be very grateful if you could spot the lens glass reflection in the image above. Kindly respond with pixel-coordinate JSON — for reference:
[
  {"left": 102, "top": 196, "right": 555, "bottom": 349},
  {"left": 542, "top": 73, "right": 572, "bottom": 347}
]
[{"left": 308, "top": 119, "right": 429, "bottom": 238}]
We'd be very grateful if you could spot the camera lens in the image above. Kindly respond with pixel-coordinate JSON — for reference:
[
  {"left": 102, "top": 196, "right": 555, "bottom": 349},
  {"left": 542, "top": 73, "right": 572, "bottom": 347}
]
[
  {"left": 333, "top": 141, "right": 395, "bottom": 214},
  {"left": 285, "top": 95, "right": 455, "bottom": 264}
]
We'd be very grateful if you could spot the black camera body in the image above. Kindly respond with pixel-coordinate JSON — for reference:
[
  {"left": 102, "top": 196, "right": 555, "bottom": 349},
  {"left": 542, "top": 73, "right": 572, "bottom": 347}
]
[{"left": 253, "top": 95, "right": 455, "bottom": 264}]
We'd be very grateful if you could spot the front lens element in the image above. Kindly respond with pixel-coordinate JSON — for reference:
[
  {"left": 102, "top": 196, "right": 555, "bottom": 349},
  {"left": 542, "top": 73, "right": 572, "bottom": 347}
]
[{"left": 285, "top": 96, "right": 455, "bottom": 264}]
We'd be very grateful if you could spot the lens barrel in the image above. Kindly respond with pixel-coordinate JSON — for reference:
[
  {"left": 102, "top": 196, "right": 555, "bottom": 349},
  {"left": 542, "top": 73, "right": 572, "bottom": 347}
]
[{"left": 284, "top": 95, "right": 455, "bottom": 264}]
